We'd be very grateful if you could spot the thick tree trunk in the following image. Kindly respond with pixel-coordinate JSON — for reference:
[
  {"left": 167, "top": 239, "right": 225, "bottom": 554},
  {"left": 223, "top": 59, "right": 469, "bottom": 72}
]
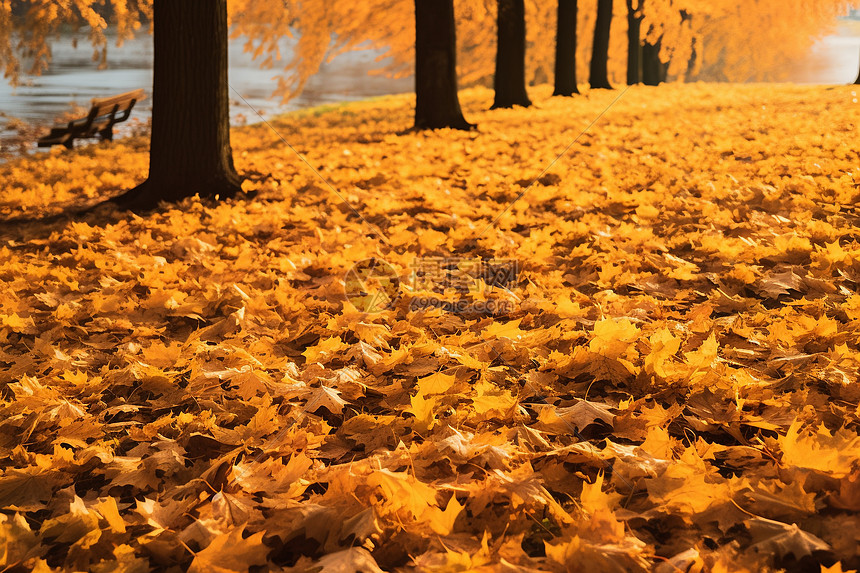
[
  {"left": 414, "top": 0, "right": 473, "bottom": 130},
  {"left": 626, "top": 0, "right": 642, "bottom": 85},
  {"left": 590, "top": 0, "right": 613, "bottom": 89},
  {"left": 492, "top": 0, "right": 531, "bottom": 108},
  {"left": 642, "top": 40, "right": 667, "bottom": 85},
  {"left": 114, "top": 0, "right": 241, "bottom": 211},
  {"left": 553, "top": 0, "right": 579, "bottom": 96}
]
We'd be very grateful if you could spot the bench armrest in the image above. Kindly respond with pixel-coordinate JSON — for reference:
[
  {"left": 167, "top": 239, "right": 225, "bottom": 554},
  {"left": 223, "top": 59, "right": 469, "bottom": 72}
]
[{"left": 114, "top": 99, "right": 139, "bottom": 123}]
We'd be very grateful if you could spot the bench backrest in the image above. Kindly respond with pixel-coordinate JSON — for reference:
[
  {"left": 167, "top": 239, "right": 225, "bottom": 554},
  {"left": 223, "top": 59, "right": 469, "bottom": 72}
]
[{"left": 89, "top": 89, "right": 147, "bottom": 119}]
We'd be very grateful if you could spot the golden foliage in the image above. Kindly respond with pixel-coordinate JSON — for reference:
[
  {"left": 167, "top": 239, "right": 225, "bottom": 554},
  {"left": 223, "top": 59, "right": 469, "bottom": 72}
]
[
  {"left": 2, "top": 1, "right": 852, "bottom": 96},
  {"left": 226, "top": 0, "right": 858, "bottom": 98},
  {"left": 1, "top": 83, "right": 860, "bottom": 570},
  {"left": 0, "top": 0, "right": 151, "bottom": 83}
]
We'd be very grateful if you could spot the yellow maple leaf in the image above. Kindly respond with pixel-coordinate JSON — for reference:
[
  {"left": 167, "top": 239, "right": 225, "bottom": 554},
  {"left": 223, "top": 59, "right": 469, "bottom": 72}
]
[
  {"left": 589, "top": 318, "right": 640, "bottom": 360},
  {"left": 418, "top": 229, "right": 449, "bottom": 252},
  {"left": 779, "top": 421, "right": 860, "bottom": 478},
  {"left": 367, "top": 469, "right": 438, "bottom": 521},
  {"left": 821, "top": 563, "right": 858, "bottom": 573},
  {"left": 644, "top": 328, "right": 681, "bottom": 379},
  {"left": 428, "top": 495, "right": 463, "bottom": 535},
  {"left": 482, "top": 318, "right": 524, "bottom": 340},
  {"left": 416, "top": 372, "right": 456, "bottom": 396},
  {"left": 188, "top": 528, "right": 268, "bottom": 573},
  {"left": 303, "top": 336, "right": 345, "bottom": 364},
  {"left": 304, "top": 385, "right": 347, "bottom": 414},
  {"left": 579, "top": 472, "right": 622, "bottom": 515},
  {"left": 407, "top": 392, "right": 437, "bottom": 434},
  {"left": 1, "top": 313, "right": 35, "bottom": 333},
  {"left": 316, "top": 547, "right": 384, "bottom": 573},
  {"left": 684, "top": 332, "right": 718, "bottom": 381}
]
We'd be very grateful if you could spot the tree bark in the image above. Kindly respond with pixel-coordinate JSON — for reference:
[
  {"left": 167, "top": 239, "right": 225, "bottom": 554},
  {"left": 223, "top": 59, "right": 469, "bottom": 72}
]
[
  {"left": 114, "top": 0, "right": 241, "bottom": 211},
  {"left": 642, "top": 40, "right": 667, "bottom": 85},
  {"left": 553, "top": 0, "right": 578, "bottom": 96},
  {"left": 590, "top": 0, "right": 613, "bottom": 89},
  {"left": 414, "top": 0, "right": 473, "bottom": 130},
  {"left": 492, "top": 0, "right": 531, "bottom": 108},
  {"left": 626, "top": 0, "right": 642, "bottom": 85}
]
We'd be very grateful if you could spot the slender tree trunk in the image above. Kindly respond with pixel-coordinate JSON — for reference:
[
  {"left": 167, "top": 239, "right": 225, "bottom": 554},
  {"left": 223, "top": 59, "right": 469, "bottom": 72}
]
[
  {"left": 492, "top": 0, "right": 531, "bottom": 108},
  {"left": 686, "top": 37, "right": 698, "bottom": 79},
  {"left": 642, "top": 40, "right": 666, "bottom": 85},
  {"left": 678, "top": 9, "right": 692, "bottom": 81},
  {"left": 855, "top": 47, "right": 860, "bottom": 84},
  {"left": 553, "top": 0, "right": 579, "bottom": 96},
  {"left": 114, "top": 0, "right": 241, "bottom": 211},
  {"left": 590, "top": 0, "right": 613, "bottom": 89},
  {"left": 626, "top": 0, "right": 642, "bottom": 85},
  {"left": 414, "top": 0, "right": 473, "bottom": 130}
]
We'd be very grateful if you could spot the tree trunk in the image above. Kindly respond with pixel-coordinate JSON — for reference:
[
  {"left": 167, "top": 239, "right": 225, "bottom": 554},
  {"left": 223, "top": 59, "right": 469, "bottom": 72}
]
[
  {"left": 626, "top": 0, "right": 642, "bottom": 85},
  {"left": 553, "top": 0, "right": 578, "bottom": 96},
  {"left": 675, "top": 10, "right": 692, "bottom": 81},
  {"left": 492, "top": 0, "right": 531, "bottom": 108},
  {"left": 855, "top": 47, "right": 860, "bottom": 84},
  {"left": 686, "top": 36, "right": 698, "bottom": 79},
  {"left": 642, "top": 40, "right": 667, "bottom": 85},
  {"left": 414, "top": 0, "right": 473, "bottom": 130},
  {"left": 114, "top": 0, "right": 241, "bottom": 211},
  {"left": 590, "top": 0, "right": 613, "bottom": 89}
]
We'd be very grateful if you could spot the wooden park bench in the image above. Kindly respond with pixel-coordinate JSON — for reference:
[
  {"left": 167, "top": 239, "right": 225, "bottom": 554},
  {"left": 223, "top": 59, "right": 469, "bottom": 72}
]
[{"left": 37, "top": 89, "right": 146, "bottom": 149}]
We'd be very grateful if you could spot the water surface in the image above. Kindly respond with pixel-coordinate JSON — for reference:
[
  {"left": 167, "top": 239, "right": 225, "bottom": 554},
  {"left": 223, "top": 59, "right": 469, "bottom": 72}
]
[{"left": 0, "top": 33, "right": 413, "bottom": 151}]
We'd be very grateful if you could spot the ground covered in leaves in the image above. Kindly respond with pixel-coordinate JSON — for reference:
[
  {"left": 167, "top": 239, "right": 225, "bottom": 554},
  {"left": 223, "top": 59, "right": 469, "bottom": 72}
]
[{"left": 2, "top": 84, "right": 860, "bottom": 572}]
